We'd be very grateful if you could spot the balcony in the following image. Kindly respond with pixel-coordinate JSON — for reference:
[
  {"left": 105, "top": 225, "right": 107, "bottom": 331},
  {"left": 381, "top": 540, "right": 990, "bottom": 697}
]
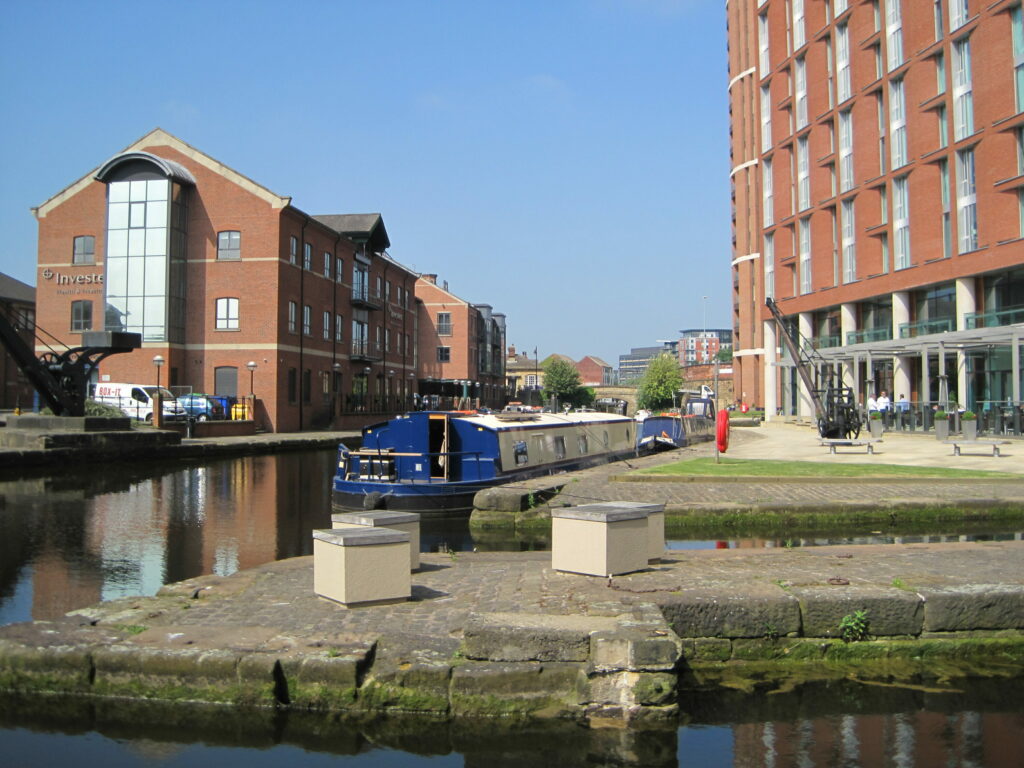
[
  {"left": 964, "top": 305, "right": 1024, "bottom": 330},
  {"left": 351, "top": 285, "right": 382, "bottom": 310},
  {"left": 812, "top": 334, "right": 842, "bottom": 349},
  {"left": 845, "top": 328, "right": 892, "bottom": 345},
  {"left": 351, "top": 340, "right": 383, "bottom": 362},
  {"left": 899, "top": 318, "right": 954, "bottom": 338}
]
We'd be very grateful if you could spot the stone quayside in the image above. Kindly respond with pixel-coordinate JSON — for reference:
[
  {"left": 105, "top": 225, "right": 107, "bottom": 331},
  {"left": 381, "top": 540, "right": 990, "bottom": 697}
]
[{"left": 2, "top": 541, "right": 1022, "bottom": 725}]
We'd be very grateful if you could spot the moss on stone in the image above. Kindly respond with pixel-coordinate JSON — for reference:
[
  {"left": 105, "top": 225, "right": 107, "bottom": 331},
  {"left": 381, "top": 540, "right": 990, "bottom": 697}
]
[{"left": 356, "top": 680, "right": 449, "bottom": 713}]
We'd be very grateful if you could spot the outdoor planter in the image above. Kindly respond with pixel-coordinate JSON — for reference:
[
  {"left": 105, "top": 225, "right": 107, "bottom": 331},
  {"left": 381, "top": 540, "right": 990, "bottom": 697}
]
[
  {"left": 934, "top": 413, "right": 950, "bottom": 440},
  {"left": 962, "top": 413, "right": 978, "bottom": 441},
  {"left": 869, "top": 416, "right": 884, "bottom": 438}
]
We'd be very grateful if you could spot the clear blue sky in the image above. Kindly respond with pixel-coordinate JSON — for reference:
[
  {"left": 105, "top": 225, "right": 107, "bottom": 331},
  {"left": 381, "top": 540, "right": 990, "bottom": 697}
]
[{"left": 0, "top": 0, "right": 731, "bottom": 367}]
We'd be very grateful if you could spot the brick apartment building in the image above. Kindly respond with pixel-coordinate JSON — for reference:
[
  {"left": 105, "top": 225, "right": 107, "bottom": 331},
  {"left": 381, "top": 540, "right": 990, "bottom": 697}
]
[
  {"left": 679, "top": 328, "right": 733, "bottom": 365},
  {"left": 32, "top": 128, "right": 420, "bottom": 431},
  {"left": 0, "top": 272, "right": 36, "bottom": 410},
  {"left": 414, "top": 274, "right": 507, "bottom": 409},
  {"left": 728, "top": 0, "right": 1024, "bottom": 417}
]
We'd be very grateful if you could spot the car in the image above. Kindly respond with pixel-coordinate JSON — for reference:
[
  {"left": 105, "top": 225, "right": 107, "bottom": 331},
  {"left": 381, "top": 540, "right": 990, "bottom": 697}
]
[{"left": 176, "top": 393, "right": 226, "bottom": 421}]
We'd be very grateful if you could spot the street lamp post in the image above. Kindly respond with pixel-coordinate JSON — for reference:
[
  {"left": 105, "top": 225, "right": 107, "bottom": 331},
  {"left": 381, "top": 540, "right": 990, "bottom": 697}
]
[
  {"left": 246, "top": 361, "right": 257, "bottom": 421},
  {"left": 152, "top": 355, "right": 165, "bottom": 428}
]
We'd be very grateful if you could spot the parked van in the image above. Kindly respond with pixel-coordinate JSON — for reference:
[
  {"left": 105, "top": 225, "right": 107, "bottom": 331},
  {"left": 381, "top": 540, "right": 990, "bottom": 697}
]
[{"left": 93, "top": 383, "right": 187, "bottom": 422}]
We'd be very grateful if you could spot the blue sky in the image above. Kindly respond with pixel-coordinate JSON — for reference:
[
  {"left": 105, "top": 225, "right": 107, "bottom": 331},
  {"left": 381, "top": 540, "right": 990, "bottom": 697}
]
[{"left": 0, "top": 0, "right": 730, "bottom": 367}]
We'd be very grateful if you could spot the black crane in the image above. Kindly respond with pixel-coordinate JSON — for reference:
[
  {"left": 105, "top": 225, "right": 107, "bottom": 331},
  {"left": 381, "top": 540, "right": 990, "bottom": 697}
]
[
  {"left": 765, "top": 297, "right": 862, "bottom": 440},
  {"left": 0, "top": 305, "right": 139, "bottom": 417}
]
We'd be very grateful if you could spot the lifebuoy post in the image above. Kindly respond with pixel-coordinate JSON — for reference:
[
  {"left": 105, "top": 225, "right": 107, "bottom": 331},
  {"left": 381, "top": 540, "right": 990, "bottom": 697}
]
[{"left": 716, "top": 409, "right": 730, "bottom": 462}]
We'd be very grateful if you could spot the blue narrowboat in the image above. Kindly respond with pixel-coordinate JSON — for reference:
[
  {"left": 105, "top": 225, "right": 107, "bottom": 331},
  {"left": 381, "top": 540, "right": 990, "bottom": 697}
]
[
  {"left": 635, "top": 390, "right": 717, "bottom": 453},
  {"left": 332, "top": 410, "right": 636, "bottom": 516}
]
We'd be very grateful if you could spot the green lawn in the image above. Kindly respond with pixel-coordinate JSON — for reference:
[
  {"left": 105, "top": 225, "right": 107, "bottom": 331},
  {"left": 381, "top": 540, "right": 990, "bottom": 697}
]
[{"left": 638, "top": 457, "right": 1017, "bottom": 479}]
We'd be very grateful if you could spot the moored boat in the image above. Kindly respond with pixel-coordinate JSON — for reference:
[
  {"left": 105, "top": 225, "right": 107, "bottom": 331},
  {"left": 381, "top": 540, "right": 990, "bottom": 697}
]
[
  {"left": 332, "top": 410, "right": 636, "bottom": 516},
  {"left": 635, "top": 389, "right": 717, "bottom": 453}
]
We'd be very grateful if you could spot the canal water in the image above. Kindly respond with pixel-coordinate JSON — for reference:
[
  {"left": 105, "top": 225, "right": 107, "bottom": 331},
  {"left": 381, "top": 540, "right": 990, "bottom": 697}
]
[
  {"left": 1, "top": 450, "right": 1022, "bottom": 766},
  {"left": 2, "top": 449, "right": 1021, "bottom": 626}
]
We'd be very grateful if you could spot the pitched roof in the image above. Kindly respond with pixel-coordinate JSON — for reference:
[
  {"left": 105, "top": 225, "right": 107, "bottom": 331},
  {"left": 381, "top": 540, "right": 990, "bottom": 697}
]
[
  {"left": 33, "top": 128, "right": 292, "bottom": 219},
  {"left": 0, "top": 272, "right": 35, "bottom": 304},
  {"left": 313, "top": 213, "right": 391, "bottom": 252}
]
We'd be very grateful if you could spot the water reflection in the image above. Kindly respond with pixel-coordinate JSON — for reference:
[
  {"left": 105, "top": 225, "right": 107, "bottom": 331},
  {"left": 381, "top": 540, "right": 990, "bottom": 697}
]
[
  {"left": 1, "top": 678, "right": 1021, "bottom": 766},
  {"left": 2, "top": 450, "right": 1022, "bottom": 627}
]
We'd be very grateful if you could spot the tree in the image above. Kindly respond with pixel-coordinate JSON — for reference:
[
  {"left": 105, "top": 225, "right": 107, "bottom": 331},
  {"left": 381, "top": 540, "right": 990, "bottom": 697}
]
[
  {"left": 636, "top": 354, "right": 683, "bottom": 410},
  {"left": 542, "top": 357, "right": 582, "bottom": 405},
  {"left": 716, "top": 347, "right": 733, "bottom": 363}
]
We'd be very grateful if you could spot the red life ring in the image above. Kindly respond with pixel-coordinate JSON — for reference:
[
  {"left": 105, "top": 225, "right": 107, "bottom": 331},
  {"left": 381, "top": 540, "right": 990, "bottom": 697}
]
[{"left": 716, "top": 409, "right": 730, "bottom": 453}]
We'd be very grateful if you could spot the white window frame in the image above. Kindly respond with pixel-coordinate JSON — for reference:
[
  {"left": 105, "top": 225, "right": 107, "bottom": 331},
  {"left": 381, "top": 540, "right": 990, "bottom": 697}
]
[
  {"left": 793, "top": 0, "right": 806, "bottom": 49},
  {"left": 952, "top": 39, "right": 974, "bottom": 141},
  {"left": 893, "top": 176, "right": 911, "bottom": 270},
  {"left": 763, "top": 158, "right": 775, "bottom": 226},
  {"left": 839, "top": 110, "right": 854, "bottom": 192},
  {"left": 795, "top": 57, "right": 808, "bottom": 129},
  {"left": 323, "top": 310, "right": 330, "bottom": 341},
  {"left": 885, "top": 0, "right": 903, "bottom": 72},
  {"left": 215, "top": 297, "right": 239, "bottom": 330},
  {"left": 760, "top": 86, "right": 772, "bottom": 152},
  {"left": 836, "top": 24, "right": 851, "bottom": 103},
  {"left": 841, "top": 198, "right": 856, "bottom": 283},
  {"left": 799, "top": 217, "right": 812, "bottom": 294},
  {"left": 956, "top": 149, "right": 978, "bottom": 253},
  {"left": 949, "top": 0, "right": 969, "bottom": 32},
  {"left": 758, "top": 13, "right": 770, "bottom": 75},
  {"left": 797, "top": 136, "right": 810, "bottom": 211},
  {"left": 764, "top": 233, "right": 775, "bottom": 299},
  {"left": 889, "top": 78, "right": 907, "bottom": 170}
]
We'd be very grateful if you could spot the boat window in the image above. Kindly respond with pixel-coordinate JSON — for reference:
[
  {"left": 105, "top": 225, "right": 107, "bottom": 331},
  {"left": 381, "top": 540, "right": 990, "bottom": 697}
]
[
  {"left": 602, "top": 430, "right": 609, "bottom": 448},
  {"left": 578, "top": 434, "right": 588, "bottom": 454},
  {"left": 514, "top": 440, "right": 529, "bottom": 465},
  {"left": 553, "top": 436, "right": 566, "bottom": 460}
]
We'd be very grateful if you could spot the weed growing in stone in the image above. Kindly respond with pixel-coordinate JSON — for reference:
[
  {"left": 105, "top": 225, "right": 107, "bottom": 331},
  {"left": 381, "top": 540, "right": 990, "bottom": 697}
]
[{"left": 839, "top": 610, "right": 869, "bottom": 642}]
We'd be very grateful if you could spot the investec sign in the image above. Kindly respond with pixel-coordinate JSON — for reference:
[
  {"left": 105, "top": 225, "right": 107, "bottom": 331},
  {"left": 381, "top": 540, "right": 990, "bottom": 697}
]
[{"left": 42, "top": 268, "right": 104, "bottom": 296}]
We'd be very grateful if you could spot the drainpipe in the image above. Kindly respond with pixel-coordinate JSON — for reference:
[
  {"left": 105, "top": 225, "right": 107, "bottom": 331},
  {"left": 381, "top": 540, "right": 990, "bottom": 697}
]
[{"left": 298, "top": 216, "right": 308, "bottom": 431}]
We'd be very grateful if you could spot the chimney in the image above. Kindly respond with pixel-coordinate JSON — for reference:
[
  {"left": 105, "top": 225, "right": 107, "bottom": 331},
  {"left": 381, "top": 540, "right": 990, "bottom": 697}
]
[
  {"left": 509, "top": 344, "right": 516, "bottom": 355},
  {"left": 422, "top": 274, "right": 438, "bottom": 284}
]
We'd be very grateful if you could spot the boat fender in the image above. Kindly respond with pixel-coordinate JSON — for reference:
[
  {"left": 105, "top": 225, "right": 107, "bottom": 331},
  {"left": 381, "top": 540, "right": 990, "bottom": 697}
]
[{"left": 716, "top": 409, "right": 730, "bottom": 453}]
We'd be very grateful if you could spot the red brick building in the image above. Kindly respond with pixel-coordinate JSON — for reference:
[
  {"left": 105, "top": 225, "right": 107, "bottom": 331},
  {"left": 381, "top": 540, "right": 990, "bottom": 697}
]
[
  {"left": 576, "top": 355, "right": 613, "bottom": 387},
  {"left": 414, "top": 275, "right": 506, "bottom": 409},
  {"left": 32, "top": 129, "right": 418, "bottom": 431},
  {"left": 729, "top": 0, "right": 1024, "bottom": 418}
]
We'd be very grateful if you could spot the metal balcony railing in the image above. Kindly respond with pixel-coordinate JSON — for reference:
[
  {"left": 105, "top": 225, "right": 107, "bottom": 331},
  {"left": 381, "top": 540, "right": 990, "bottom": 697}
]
[
  {"left": 964, "top": 305, "right": 1024, "bottom": 330},
  {"left": 899, "top": 318, "right": 954, "bottom": 338},
  {"left": 845, "top": 327, "right": 891, "bottom": 345}
]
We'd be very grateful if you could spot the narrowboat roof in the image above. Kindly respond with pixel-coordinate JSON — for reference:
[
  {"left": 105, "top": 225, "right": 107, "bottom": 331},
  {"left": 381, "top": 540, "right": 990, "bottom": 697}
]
[{"left": 365, "top": 411, "right": 631, "bottom": 434}]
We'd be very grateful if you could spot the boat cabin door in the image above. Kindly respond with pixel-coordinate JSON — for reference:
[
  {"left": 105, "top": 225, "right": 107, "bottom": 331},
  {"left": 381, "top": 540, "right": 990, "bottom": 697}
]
[{"left": 428, "top": 414, "right": 449, "bottom": 480}]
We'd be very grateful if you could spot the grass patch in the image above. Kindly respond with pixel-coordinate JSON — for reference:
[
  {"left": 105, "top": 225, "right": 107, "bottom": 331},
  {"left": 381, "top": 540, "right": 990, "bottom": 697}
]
[{"left": 638, "top": 457, "right": 1017, "bottom": 479}]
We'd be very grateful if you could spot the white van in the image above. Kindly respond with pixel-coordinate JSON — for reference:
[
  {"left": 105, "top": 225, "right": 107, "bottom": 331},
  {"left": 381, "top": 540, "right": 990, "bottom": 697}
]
[{"left": 93, "top": 383, "right": 187, "bottom": 422}]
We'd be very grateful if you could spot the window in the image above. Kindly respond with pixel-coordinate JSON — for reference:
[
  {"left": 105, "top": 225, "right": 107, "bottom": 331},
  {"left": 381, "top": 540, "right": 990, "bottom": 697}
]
[
  {"left": 385, "top": 281, "right": 391, "bottom": 303},
  {"left": 758, "top": 13, "right": 770, "bottom": 74},
  {"left": 885, "top": 0, "right": 903, "bottom": 71},
  {"left": 952, "top": 39, "right": 973, "bottom": 140},
  {"left": 934, "top": 0, "right": 944, "bottom": 39},
  {"left": 289, "top": 236, "right": 298, "bottom": 265},
  {"left": 336, "top": 257, "right": 344, "bottom": 283},
  {"left": 764, "top": 233, "right": 775, "bottom": 299},
  {"left": 437, "top": 346, "right": 451, "bottom": 363},
  {"left": 323, "top": 252, "right": 331, "bottom": 278},
  {"left": 949, "top": 0, "right": 969, "bottom": 32},
  {"left": 893, "top": 176, "right": 911, "bottom": 270},
  {"left": 437, "top": 312, "right": 452, "bottom": 336},
  {"left": 288, "top": 301, "right": 297, "bottom": 333},
  {"left": 302, "top": 369, "right": 311, "bottom": 404},
  {"left": 793, "top": 0, "right": 805, "bottom": 49},
  {"left": 71, "top": 300, "right": 92, "bottom": 331},
  {"left": 287, "top": 368, "right": 297, "bottom": 403},
  {"left": 938, "top": 104, "right": 948, "bottom": 148},
  {"left": 215, "top": 297, "right": 239, "bottom": 330},
  {"left": 797, "top": 136, "right": 810, "bottom": 211},
  {"left": 935, "top": 53, "right": 946, "bottom": 95},
  {"left": 323, "top": 310, "right": 331, "bottom": 341},
  {"left": 553, "top": 436, "right": 566, "bottom": 460},
  {"left": 799, "top": 217, "right": 812, "bottom": 294},
  {"left": 302, "top": 304, "right": 311, "bottom": 336},
  {"left": 940, "top": 159, "right": 953, "bottom": 258},
  {"left": 841, "top": 199, "right": 856, "bottom": 283},
  {"left": 217, "top": 231, "right": 240, "bottom": 260},
  {"left": 760, "top": 86, "right": 772, "bottom": 152},
  {"left": 1013, "top": 7, "right": 1024, "bottom": 112},
  {"left": 73, "top": 235, "right": 95, "bottom": 264},
  {"left": 835, "top": 0, "right": 848, "bottom": 14},
  {"left": 303, "top": 243, "right": 312, "bottom": 271},
  {"left": 795, "top": 58, "right": 808, "bottom": 129},
  {"left": 889, "top": 79, "right": 907, "bottom": 169},
  {"left": 836, "top": 24, "right": 851, "bottom": 103},
  {"left": 514, "top": 441, "right": 529, "bottom": 466},
  {"left": 763, "top": 158, "right": 774, "bottom": 226},
  {"left": 839, "top": 110, "right": 854, "bottom": 192},
  {"left": 385, "top": 328, "right": 391, "bottom": 353},
  {"left": 335, "top": 314, "right": 344, "bottom": 342},
  {"left": 577, "top": 434, "right": 589, "bottom": 454},
  {"left": 956, "top": 148, "right": 978, "bottom": 253}
]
